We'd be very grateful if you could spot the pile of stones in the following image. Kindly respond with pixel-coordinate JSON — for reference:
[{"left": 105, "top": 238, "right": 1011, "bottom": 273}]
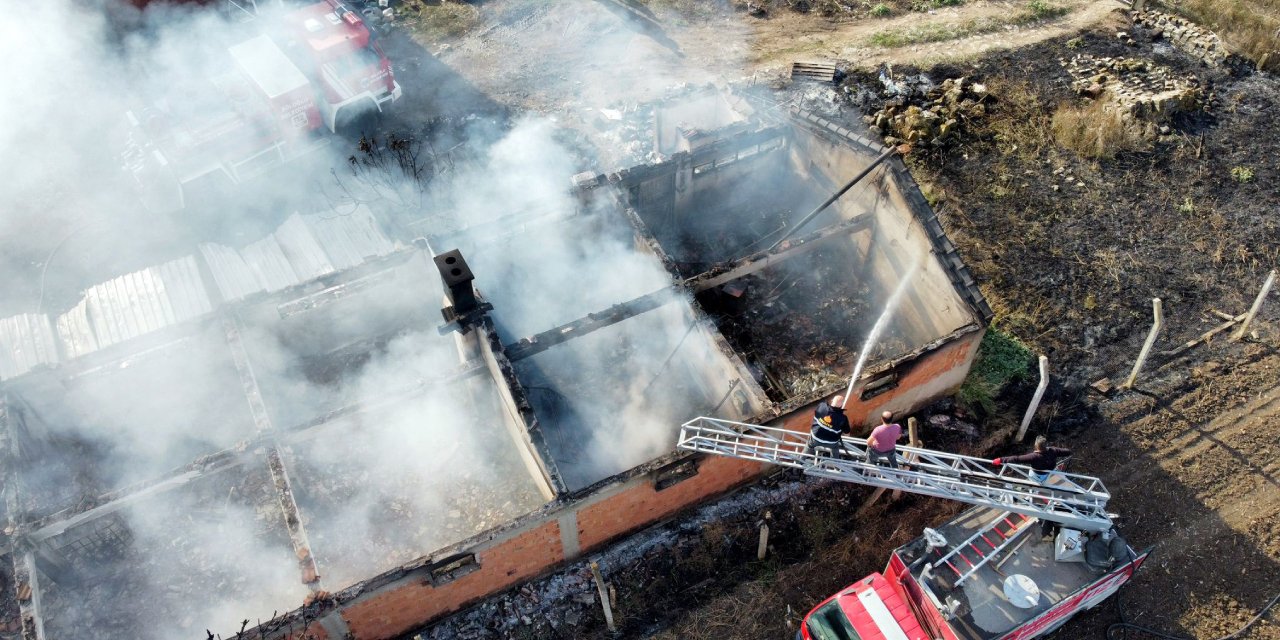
[{"left": 862, "top": 76, "right": 991, "bottom": 147}]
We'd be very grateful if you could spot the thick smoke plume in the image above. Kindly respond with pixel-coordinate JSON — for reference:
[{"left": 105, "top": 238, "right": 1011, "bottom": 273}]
[{"left": 0, "top": 0, "right": 763, "bottom": 636}]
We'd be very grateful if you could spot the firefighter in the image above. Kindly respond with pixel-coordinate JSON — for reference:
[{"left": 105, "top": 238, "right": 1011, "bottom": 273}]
[{"left": 808, "top": 394, "right": 851, "bottom": 458}]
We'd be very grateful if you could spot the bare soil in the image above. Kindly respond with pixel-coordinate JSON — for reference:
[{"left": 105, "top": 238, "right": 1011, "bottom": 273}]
[{"left": 394, "top": 1, "right": 1280, "bottom": 638}]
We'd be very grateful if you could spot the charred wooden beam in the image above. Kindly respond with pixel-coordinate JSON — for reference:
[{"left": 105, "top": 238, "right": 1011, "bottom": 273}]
[
  {"left": 223, "top": 314, "right": 323, "bottom": 591},
  {"left": 502, "top": 215, "right": 873, "bottom": 362},
  {"left": 12, "top": 551, "right": 44, "bottom": 640},
  {"left": 503, "top": 289, "right": 681, "bottom": 362},
  {"left": 687, "top": 213, "right": 874, "bottom": 293}
]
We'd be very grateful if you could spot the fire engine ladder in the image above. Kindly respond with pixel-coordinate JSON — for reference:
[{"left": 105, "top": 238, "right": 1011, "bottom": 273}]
[
  {"left": 677, "top": 417, "right": 1114, "bottom": 532},
  {"left": 931, "top": 511, "right": 1034, "bottom": 586}
]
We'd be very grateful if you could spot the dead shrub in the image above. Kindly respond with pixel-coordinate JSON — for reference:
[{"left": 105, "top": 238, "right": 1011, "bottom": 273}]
[{"left": 1050, "top": 100, "right": 1148, "bottom": 160}]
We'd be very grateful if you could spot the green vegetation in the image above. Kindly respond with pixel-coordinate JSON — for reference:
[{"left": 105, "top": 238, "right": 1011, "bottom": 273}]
[
  {"left": 1066, "top": 36, "right": 1084, "bottom": 49},
  {"left": 1051, "top": 100, "right": 1148, "bottom": 160},
  {"left": 871, "top": 3, "right": 893, "bottom": 17},
  {"left": 911, "top": 0, "right": 963, "bottom": 11},
  {"left": 1177, "top": 196, "right": 1197, "bottom": 214},
  {"left": 958, "top": 328, "right": 1034, "bottom": 413},
  {"left": 1231, "top": 165, "right": 1255, "bottom": 183},
  {"left": 1162, "top": 0, "right": 1280, "bottom": 71},
  {"left": 868, "top": 1, "right": 1068, "bottom": 47}
]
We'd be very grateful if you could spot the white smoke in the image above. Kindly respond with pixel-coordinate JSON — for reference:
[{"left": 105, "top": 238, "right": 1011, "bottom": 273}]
[{"left": 0, "top": 0, "right": 765, "bottom": 636}]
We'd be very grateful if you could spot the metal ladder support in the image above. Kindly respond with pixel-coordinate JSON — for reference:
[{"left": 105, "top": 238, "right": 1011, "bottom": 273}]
[{"left": 678, "top": 417, "right": 1113, "bottom": 532}]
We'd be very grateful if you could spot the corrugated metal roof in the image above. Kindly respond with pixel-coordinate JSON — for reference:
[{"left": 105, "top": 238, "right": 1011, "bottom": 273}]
[
  {"left": 275, "top": 213, "right": 335, "bottom": 281},
  {"left": 304, "top": 205, "right": 397, "bottom": 271},
  {"left": 0, "top": 314, "right": 60, "bottom": 380},
  {"left": 54, "top": 255, "right": 213, "bottom": 358},
  {"left": 202, "top": 205, "right": 397, "bottom": 302},
  {"left": 7, "top": 208, "right": 398, "bottom": 378},
  {"left": 242, "top": 235, "right": 299, "bottom": 292},
  {"left": 200, "top": 242, "right": 265, "bottom": 303}
]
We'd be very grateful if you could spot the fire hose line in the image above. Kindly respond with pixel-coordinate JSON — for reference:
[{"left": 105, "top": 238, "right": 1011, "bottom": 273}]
[{"left": 1107, "top": 587, "right": 1280, "bottom": 640}]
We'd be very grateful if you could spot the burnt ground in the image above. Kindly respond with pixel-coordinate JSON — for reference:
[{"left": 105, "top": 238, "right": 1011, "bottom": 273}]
[{"left": 408, "top": 8, "right": 1280, "bottom": 640}]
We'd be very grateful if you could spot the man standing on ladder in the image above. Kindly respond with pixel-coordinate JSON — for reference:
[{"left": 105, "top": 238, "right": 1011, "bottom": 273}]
[
  {"left": 993, "top": 435, "right": 1074, "bottom": 539},
  {"left": 867, "top": 411, "right": 904, "bottom": 468},
  {"left": 808, "top": 395, "right": 851, "bottom": 458}
]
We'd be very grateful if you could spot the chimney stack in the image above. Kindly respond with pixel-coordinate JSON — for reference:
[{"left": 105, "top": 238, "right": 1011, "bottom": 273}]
[{"left": 433, "top": 249, "right": 478, "bottom": 314}]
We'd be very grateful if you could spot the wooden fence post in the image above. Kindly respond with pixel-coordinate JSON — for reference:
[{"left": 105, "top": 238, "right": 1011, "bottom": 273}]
[
  {"left": 1122, "top": 298, "right": 1163, "bottom": 390},
  {"left": 1232, "top": 269, "right": 1276, "bottom": 341},
  {"left": 1016, "top": 356, "right": 1049, "bottom": 442},
  {"left": 591, "top": 561, "right": 616, "bottom": 632}
]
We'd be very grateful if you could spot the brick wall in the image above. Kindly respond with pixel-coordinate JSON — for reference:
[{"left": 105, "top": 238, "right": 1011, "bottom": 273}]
[
  {"left": 340, "top": 521, "right": 564, "bottom": 639},
  {"left": 254, "top": 327, "right": 981, "bottom": 640},
  {"left": 577, "top": 454, "right": 768, "bottom": 552}
]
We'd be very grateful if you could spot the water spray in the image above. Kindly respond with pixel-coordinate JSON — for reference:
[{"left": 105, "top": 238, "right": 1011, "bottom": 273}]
[{"left": 841, "top": 260, "right": 921, "bottom": 408}]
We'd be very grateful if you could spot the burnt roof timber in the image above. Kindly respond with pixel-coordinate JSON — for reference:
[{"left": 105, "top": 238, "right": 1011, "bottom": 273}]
[
  {"left": 501, "top": 214, "right": 874, "bottom": 362},
  {"left": 684, "top": 212, "right": 874, "bottom": 292}
]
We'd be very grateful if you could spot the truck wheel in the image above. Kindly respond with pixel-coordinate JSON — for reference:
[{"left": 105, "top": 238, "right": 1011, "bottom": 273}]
[{"left": 334, "top": 101, "right": 381, "bottom": 136}]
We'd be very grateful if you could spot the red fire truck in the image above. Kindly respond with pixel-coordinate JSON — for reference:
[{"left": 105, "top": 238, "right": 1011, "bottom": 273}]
[
  {"left": 676, "top": 417, "right": 1150, "bottom": 640},
  {"left": 120, "top": 0, "right": 401, "bottom": 211},
  {"left": 798, "top": 509, "right": 1148, "bottom": 640}
]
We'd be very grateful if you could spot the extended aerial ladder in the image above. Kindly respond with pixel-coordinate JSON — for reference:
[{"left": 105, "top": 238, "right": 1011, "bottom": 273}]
[{"left": 677, "top": 417, "right": 1114, "bottom": 533}]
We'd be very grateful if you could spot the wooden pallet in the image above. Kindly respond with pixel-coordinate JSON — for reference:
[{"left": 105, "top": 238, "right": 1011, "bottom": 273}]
[{"left": 791, "top": 61, "right": 838, "bottom": 82}]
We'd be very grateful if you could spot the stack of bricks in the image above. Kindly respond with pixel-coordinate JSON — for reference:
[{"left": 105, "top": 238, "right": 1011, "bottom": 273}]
[
  {"left": 1061, "top": 54, "right": 1203, "bottom": 123},
  {"left": 1132, "top": 10, "right": 1235, "bottom": 67}
]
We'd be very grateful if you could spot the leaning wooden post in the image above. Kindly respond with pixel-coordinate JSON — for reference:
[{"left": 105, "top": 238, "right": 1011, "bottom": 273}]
[
  {"left": 1232, "top": 269, "right": 1276, "bottom": 341},
  {"left": 892, "top": 417, "right": 920, "bottom": 501},
  {"left": 1016, "top": 356, "right": 1049, "bottom": 442},
  {"left": 1122, "top": 298, "right": 1163, "bottom": 390},
  {"left": 590, "top": 561, "right": 616, "bottom": 632}
]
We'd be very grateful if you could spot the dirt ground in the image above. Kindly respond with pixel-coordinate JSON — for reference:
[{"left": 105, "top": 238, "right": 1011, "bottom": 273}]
[{"left": 396, "top": 1, "right": 1280, "bottom": 638}]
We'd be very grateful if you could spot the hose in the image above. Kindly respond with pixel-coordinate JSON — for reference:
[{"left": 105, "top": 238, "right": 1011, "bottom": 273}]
[{"left": 1107, "top": 586, "right": 1280, "bottom": 640}]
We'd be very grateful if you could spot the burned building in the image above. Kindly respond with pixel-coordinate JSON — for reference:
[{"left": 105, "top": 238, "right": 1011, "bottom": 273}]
[{"left": 0, "top": 92, "right": 988, "bottom": 639}]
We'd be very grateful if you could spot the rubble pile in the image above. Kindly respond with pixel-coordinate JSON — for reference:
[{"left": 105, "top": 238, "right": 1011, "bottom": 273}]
[
  {"left": 862, "top": 77, "right": 990, "bottom": 148},
  {"left": 1063, "top": 54, "right": 1204, "bottom": 123},
  {"left": 1130, "top": 10, "right": 1236, "bottom": 67}
]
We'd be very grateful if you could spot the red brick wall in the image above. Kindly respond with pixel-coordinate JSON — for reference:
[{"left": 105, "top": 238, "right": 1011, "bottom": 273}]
[
  {"left": 291, "top": 623, "right": 328, "bottom": 640},
  {"left": 340, "top": 520, "right": 564, "bottom": 639},
  {"left": 294, "top": 331, "right": 979, "bottom": 640},
  {"left": 577, "top": 454, "right": 768, "bottom": 552},
  {"left": 780, "top": 331, "right": 979, "bottom": 435}
]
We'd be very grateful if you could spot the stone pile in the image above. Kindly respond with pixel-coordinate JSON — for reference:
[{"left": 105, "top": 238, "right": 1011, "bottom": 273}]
[
  {"left": 1131, "top": 10, "right": 1235, "bottom": 67},
  {"left": 862, "top": 76, "right": 990, "bottom": 147},
  {"left": 1062, "top": 54, "right": 1203, "bottom": 123}
]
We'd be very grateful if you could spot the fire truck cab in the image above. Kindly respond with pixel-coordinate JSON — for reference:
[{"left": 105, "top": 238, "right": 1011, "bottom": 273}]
[
  {"left": 801, "top": 507, "right": 1150, "bottom": 640},
  {"left": 280, "top": 0, "right": 401, "bottom": 132},
  {"left": 120, "top": 0, "right": 401, "bottom": 212}
]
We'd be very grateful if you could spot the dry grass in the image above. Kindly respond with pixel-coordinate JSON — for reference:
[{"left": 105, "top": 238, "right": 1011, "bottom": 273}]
[
  {"left": 1164, "top": 0, "right": 1280, "bottom": 71},
  {"left": 868, "top": 1, "right": 1069, "bottom": 47},
  {"left": 400, "top": 0, "right": 481, "bottom": 42},
  {"left": 1051, "top": 99, "right": 1149, "bottom": 160}
]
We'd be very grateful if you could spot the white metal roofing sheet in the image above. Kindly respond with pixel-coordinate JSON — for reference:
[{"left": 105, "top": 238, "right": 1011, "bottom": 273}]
[
  {"left": 304, "top": 204, "right": 397, "bottom": 270},
  {"left": 275, "top": 213, "right": 335, "bottom": 281},
  {"left": 54, "top": 256, "right": 212, "bottom": 358},
  {"left": 0, "top": 313, "right": 59, "bottom": 380}
]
